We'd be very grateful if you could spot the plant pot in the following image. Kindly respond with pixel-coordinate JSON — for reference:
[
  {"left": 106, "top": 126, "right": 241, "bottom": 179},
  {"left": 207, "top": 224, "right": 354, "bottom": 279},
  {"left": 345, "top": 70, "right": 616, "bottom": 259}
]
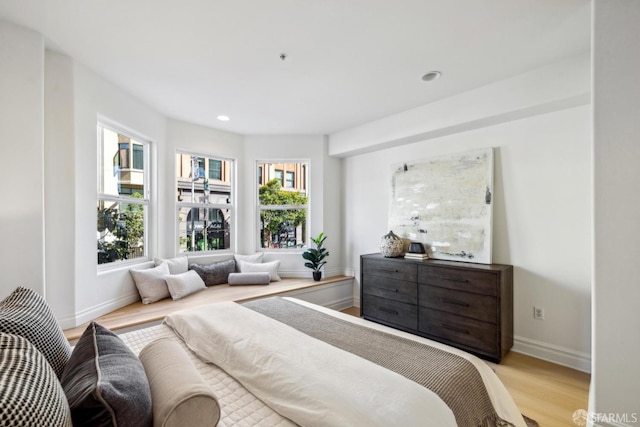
[{"left": 312, "top": 271, "right": 322, "bottom": 281}]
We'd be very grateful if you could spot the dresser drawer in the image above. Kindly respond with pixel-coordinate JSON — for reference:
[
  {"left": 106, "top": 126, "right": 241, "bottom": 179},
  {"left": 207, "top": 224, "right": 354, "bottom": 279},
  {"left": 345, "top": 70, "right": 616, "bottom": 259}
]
[
  {"left": 362, "top": 258, "right": 417, "bottom": 282},
  {"left": 362, "top": 275, "right": 417, "bottom": 304},
  {"left": 362, "top": 294, "right": 417, "bottom": 331},
  {"left": 418, "top": 265, "right": 497, "bottom": 296},
  {"left": 418, "top": 284, "right": 497, "bottom": 323},
  {"left": 419, "top": 307, "right": 497, "bottom": 356}
]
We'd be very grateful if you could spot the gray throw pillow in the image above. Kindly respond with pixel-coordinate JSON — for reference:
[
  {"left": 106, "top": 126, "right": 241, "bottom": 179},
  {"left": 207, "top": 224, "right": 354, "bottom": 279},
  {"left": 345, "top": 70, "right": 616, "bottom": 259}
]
[
  {"left": 0, "top": 332, "right": 72, "bottom": 427},
  {"left": 189, "top": 259, "right": 236, "bottom": 286},
  {"left": 60, "top": 322, "right": 152, "bottom": 427},
  {"left": 0, "top": 286, "right": 72, "bottom": 379}
]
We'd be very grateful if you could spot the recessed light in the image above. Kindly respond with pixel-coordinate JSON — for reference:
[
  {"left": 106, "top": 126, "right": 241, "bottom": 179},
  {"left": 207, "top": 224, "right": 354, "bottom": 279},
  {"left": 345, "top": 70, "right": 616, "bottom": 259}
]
[
  {"left": 217, "top": 115, "right": 230, "bottom": 122},
  {"left": 421, "top": 71, "right": 442, "bottom": 82}
]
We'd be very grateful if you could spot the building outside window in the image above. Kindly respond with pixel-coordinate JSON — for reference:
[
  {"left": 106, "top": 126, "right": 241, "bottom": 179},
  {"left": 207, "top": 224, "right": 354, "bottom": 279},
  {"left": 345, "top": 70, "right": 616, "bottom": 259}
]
[
  {"left": 257, "top": 161, "right": 308, "bottom": 250},
  {"left": 176, "top": 152, "right": 233, "bottom": 253},
  {"left": 97, "top": 123, "right": 150, "bottom": 265}
]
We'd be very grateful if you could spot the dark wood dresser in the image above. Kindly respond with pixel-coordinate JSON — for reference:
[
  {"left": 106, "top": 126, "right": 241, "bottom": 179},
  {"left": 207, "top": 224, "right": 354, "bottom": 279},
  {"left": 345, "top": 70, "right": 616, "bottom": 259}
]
[{"left": 360, "top": 253, "right": 513, "bottom": 362}]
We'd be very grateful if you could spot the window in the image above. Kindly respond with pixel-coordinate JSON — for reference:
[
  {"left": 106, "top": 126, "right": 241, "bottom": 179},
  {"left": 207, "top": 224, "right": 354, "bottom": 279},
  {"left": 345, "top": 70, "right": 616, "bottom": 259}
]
[
  {"left": 285, "top": 171, "right": 295, "bottom": 188},
  {"left": 176, "top": 152, "right": 233, "bottom": 253},
  {"left": 257, "top": 161, "right": 308, "bottom": 250},
  {"left": 274, "top": 169, "right": 284, "bottom": 186},
  {"left": 97, "top": 123, "right": 149, "bottom": 265},
  {"left": 209, "top": 159, "right": 222, "bottom": 180},
  {"left": 133, "top": 144, "right": 144, "bottom": 169}
]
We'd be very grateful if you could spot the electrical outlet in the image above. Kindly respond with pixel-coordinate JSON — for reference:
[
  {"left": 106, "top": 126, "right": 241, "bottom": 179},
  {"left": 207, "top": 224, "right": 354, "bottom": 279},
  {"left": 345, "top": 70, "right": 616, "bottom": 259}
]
[{"left": 533, "top": 306, "right": 545, "bottom": 320}]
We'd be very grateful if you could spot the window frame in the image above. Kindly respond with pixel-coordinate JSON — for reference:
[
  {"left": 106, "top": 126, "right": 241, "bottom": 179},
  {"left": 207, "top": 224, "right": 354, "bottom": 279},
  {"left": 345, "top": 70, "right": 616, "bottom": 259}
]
[
  {"left": 97, "top": 120, "right": 151, "bottom": 270},
  {"left": 256, "top": 159, "right": 309, "bottom": 252},
  {"left": 175, "top": 150, "right": 236, "bottom": 255}
]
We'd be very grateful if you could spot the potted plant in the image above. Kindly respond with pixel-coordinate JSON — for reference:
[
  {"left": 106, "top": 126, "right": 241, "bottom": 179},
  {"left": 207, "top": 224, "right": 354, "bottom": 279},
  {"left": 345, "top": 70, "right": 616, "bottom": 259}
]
[{"left": 302, "top": 233, "right": 329, "bottom": 281}]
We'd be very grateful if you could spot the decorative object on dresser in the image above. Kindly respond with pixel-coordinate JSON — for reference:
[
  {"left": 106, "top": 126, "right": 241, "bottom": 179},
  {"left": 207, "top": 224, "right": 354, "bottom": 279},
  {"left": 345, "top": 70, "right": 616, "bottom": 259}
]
[
  {"left": 408, "top": 241, "right": 425, "bottom": 254},
  {"left": 302, "top": 232, "right": 329, "bottom": 281},
  {"left": 360, "top": 253, "right": 513, "bottom": 362},
  {"left": 379, "top": 230, "right": 404, "bottom": 257}
]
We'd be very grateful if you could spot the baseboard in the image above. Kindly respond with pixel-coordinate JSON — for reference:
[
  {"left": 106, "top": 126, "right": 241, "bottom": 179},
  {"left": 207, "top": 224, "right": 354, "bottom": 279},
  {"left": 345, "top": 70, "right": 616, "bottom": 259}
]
[
  {"left": 68, "top": 292, "right": 141, "bottom": 329},
  {"left": 283, "top": 278, "right": 354, "bottom": 311},
  {"left": 512, "top": 335, "right": 591, "bottom": 373},
  {"left": 279, "top": 267, "right": 354, "bottom": 280}
]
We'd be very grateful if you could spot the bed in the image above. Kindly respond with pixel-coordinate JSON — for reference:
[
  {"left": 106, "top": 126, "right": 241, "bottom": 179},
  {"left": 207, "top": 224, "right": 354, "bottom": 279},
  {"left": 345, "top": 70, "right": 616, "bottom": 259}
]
[{"left": 119, "top": 296, "right": 528, "bottom": 427}]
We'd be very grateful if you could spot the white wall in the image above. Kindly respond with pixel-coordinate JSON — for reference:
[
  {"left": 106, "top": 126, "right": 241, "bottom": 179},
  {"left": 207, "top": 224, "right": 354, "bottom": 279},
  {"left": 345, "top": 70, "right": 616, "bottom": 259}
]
[
  {"left": 41, "top": 53, "right": 167, "bottom": 327},
  {"left": 591, "top": 0, "right": 640, "bottom": 423},
  {"left": 336, "top": 56, "right": 592, "bottom": 372},
  {"left": 0, "top": 21, "right": 45, "bottom": 299},
  {"left": 44, "top": 51, "right": 76, "bottom": 320}
]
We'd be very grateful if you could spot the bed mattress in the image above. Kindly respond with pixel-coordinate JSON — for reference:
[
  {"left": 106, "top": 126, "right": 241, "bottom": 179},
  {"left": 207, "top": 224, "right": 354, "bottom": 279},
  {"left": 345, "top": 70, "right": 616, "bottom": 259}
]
[{"left": 119, "top": 297, "right": 526, "bottom": 427}]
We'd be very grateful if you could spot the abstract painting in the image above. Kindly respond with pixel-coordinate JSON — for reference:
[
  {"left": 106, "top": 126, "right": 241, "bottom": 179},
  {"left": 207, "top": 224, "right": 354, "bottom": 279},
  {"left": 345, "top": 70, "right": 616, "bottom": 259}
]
[{"left": 389, "top": 147, "right": 494, "bottom": 264}]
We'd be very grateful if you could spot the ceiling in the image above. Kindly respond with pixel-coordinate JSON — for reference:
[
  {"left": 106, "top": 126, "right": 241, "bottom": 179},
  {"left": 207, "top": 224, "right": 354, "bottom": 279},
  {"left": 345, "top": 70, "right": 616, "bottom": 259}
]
[{"left": 0, "top": 1, "right": 591, "bottom": 135}]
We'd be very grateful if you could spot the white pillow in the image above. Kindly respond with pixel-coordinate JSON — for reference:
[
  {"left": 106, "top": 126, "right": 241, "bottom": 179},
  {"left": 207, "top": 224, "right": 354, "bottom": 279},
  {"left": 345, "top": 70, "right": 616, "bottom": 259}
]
[
  {"left": 233, "top": 253, "right": 264, "bottom": 264},
  {"left": 154, "top": 256, "right": 188, "bottom": 274},
  {"left": 130, "top": 263, "right": 171, "bottom": 304},
  {"left": 236, "top": 260, "right": 281, "bottom": 282},
  {"left": 163, "top": 270, "right": 206, "bottom": 300}
]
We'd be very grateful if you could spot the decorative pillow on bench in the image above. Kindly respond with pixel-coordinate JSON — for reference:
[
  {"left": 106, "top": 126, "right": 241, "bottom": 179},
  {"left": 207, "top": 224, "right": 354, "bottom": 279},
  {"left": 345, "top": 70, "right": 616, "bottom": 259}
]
[
  {"left": 228, "top": 272, "right": 271, "bottom": 285},
  {"left": 130, "top": 262, "right": 171, "bottom": 304},
  {"left": 236, "top": 260, "right": 281, "bottom": 282},
  {"left": 154, "top": 256, "right": 188, "bottom": 274},
  {"left": 189, "top": 259, "right": 236, "bottom": 286},
  {"left": 164, "top": 270, "right": 206, "bottom": 300}
]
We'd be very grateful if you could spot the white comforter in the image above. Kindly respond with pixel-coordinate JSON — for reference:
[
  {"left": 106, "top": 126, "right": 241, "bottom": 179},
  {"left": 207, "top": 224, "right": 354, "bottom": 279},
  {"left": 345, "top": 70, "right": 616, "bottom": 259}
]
[{"left": 165, "top": 301, "right": 457, "bottom": 427}]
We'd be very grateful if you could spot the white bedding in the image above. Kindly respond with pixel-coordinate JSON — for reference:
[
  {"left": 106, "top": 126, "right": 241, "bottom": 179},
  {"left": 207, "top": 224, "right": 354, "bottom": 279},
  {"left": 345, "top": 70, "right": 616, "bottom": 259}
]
[
  {"left": 165, "top": 301, "right": 456, "bottom": 427},
  {"left": 119, "top": 297, "right": 526, "bottom": 427}
]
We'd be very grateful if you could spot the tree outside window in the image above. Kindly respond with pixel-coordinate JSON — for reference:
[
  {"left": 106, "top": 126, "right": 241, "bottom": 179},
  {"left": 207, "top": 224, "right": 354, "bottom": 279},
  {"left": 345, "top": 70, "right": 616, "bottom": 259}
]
[{"left": 257, "top": 161, "right": 308, "bottom": 250}]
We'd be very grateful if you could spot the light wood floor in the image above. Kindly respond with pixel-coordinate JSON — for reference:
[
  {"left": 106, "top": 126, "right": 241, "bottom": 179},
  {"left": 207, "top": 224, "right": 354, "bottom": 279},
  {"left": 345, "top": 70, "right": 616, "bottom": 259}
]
[{"left": 340, "top": 307, "right": 590, "bottom": 427}]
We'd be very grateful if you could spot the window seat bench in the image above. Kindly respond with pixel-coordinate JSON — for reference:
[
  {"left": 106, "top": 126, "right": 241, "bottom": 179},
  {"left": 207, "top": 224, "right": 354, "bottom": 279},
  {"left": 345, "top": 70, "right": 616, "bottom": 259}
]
[{"left": 63, "top": 275, "right": 353, "bottom": 342}]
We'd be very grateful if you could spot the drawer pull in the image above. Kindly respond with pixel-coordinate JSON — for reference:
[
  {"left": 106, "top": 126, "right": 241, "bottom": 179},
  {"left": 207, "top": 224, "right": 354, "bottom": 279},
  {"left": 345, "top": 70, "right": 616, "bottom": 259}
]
[
  {"left": 442, "top": 324, "right": 470, "bottom": 334},
  {"left": 380, "top": 268, "right": 399, "bottom": 273},
  {"left": 382, "top": 288, "right": 400, "bottom": 293},
  {"left": 379, "top": 307, "right": 399, "bottom": 315},
  {"left": 438, "top": 276, "right": 470, "bottom": 283},
  {"left": 440, "top": 298, "right": 469, "bottom": 307}
]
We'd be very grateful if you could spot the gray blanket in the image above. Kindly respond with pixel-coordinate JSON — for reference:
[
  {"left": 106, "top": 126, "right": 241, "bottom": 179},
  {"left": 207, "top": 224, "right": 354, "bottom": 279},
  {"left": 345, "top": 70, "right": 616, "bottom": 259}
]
[{"left": 244, "top": 297, "right": 514, "bottom": 427}]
